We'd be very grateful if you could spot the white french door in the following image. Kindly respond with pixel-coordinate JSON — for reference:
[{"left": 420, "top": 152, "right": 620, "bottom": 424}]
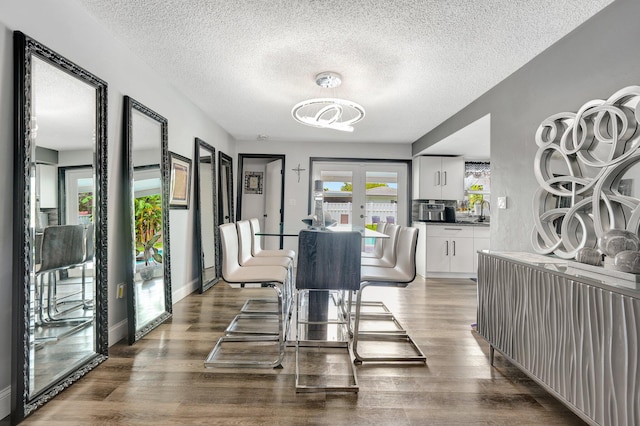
[{"left": 311, "top": 160, "right": 408, "bottom": 228}]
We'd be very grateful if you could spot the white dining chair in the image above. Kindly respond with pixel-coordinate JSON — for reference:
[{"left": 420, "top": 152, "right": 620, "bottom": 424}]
[
  {"left": 353, "top": 226, "right": 426, "bottom": 364},
  {"left": 248, "top": 217, "right": 295, "bottom": 259},
  {"left": 204, "top": 223, "right": 290, "bottom": 368},
  {"left": 360, "top": 223, "right": 399, "bottom": 267},
  {"left": 361, "top": 222, "right": 387, "bottom": 259}
]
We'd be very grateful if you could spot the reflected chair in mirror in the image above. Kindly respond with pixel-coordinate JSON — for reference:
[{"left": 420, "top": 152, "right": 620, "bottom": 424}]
[
  {"left": 35, "top": 225, "right": 94, "bottom": 341},
  {"left": 361, "top": 222, "right": 387, "bottom": 259},
  {"left": 205, "top": 223, "right": 289, "bottom": 368},
  {"left": 361, "top": 223, "right": 399, "bottom": 267},
  {"left": 353, "top": 226, "right": 426, "bottom": 364},
  {"left": 294, "top": 229, "right": 361, "bottom": 392},
  {"left": 248, "top": 217, "right": 295, "bottom": 259}
]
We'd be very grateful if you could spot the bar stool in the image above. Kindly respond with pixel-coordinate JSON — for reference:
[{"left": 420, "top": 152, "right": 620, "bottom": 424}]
[
  {"left": 36, "top": 224, "right": 93, "bottom": 326},
  {"left": 353, "top": 226, "right": 426, "bottom": 364},
  {"left": 204, "top": 223, "right": 289, "bottom": 368}
]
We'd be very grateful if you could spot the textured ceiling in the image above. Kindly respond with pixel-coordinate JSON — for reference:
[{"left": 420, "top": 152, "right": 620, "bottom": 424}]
[{"left": 75, "top": 0, "right": 614, "bottom": 147}]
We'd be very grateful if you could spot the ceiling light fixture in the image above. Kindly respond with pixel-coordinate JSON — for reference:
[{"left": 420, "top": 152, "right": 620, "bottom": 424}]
[{"left": 291, "top": 72, "right": 365, "bottom": 132}]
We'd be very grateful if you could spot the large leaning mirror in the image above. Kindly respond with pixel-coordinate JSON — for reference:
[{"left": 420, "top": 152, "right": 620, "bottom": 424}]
[
  {"left": 194, "top": 138, "right": 219, "bottom": 293},
  {"left": 11, "top": 31, "right": 108, "bottom": 422},
  {"left": 123, "top": 96, "right": 172, "bottom": 344},
  {"left": 217, "top": 151, "right": 233, "bottom": 278}
]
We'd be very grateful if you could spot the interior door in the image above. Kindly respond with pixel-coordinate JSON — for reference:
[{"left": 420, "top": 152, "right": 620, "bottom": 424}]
[{"left": 264, "top": 159, "right": 282, "bottom": 250}]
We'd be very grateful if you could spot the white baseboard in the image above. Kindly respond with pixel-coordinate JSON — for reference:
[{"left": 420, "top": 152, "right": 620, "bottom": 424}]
[
  {"left": 107, "top": 279, "right": 198, "bottom": 347},
  {"left": 0, "top": 385, "right": 10, "bottom": 420},
  {"left": 108, "top": 318, "right": 128, "bottom": 346},
  {"left": 172, "top": 278, "right": 198, "bottom": 303}
]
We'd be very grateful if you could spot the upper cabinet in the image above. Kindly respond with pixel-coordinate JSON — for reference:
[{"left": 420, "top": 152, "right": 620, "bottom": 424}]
[{"left": 412, "top": 156, "right": 464, "bottom": 200}]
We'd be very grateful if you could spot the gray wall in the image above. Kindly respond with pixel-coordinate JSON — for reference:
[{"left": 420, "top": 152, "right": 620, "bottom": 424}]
[
  {"left": 413, "top": 0, "right": 640, "bottom": 252},
  {"left": 235, "top": 140, "right": 412, "bottom": 254},
  {"left": 0, "top": 0, "right": 235, "bottom": 416}
]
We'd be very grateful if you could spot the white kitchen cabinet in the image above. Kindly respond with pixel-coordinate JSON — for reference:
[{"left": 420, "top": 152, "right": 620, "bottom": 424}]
[
  {"left": 36, "top": 164, "right": 58, "bottom": 209},
  {"left": 413, "top": 156, "right": 464, "bottom": 200},
  {"left": 415, "top": 224, "right": 490, "bottom": 277},
  {"left": 425, "top": 225, "right": 475, "bottom": 274}
]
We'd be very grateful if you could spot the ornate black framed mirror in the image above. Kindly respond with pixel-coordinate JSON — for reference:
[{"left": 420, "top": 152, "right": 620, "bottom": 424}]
[
  {"left": 123, "top": 96, "right": 172, "bottom": 344},
  {"left": 193, "top": 138, "right": 219, "bottom": 293},
  {"left": 11, "top": 31, "right": 108, "bottom": 423},
  {"left": 218, "top": 151, "right": 234, "bottom": 224}
]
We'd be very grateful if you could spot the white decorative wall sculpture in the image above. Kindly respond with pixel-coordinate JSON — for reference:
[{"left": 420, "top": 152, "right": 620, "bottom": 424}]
[{"left": 532, "top": 85, "right": 640, "bottom": 259}]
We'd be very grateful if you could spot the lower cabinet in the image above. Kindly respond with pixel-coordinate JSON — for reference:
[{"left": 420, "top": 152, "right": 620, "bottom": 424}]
[
  {"left": 425, "top": 226, "right": 475, "bottom": 274},
  {"left": 413, "top": 223, "right": 490, "bottom": 277}
]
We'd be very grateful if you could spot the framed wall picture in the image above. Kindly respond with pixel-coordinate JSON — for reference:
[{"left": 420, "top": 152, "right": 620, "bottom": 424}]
[
  {"left": 169, "top": 151, "right": 192, "bottom": 209},
  {"left": 244, "top": 171, "right": 263, "bottom": 194}
]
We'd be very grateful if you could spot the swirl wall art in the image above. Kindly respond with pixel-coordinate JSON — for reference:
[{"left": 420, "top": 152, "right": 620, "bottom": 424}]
[{"left": 532, "top": 85, "right": 640, "bottom": 259}]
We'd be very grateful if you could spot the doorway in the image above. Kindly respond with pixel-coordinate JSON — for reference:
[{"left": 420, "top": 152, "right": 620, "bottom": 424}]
[
  {"left": 237, "top": 154, "right": 286, "bottom": 249},
  {"left": 310, "top": 158, "right": 410, "bottom": 229},
  {"left": 58, "top": 165, "right": 93, "bottom": 226}
]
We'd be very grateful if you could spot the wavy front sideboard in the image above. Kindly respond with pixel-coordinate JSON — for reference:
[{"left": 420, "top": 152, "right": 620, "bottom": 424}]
[{"left": 477, "top": 252, "right": 640, "bottom": 426}]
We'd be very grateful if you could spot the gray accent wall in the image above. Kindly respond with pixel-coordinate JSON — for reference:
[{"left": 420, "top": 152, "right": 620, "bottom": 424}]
[
  {"left": 0, "top": 1, "right": 236, "bottom": 417},
  {"left": 413, "top": 0, "right": 640, "bottom": 252}
]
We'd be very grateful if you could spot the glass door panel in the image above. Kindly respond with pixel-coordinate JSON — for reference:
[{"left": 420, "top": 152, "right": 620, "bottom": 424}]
[
  {"left": 312, "top": 161, "right": 408, "bottom": 234},
  {"left": 318, "top": 168, "right": 356, "bottom": 226},
  {"left": 365, "top": 170, "right": 399, "bottom": 229}
]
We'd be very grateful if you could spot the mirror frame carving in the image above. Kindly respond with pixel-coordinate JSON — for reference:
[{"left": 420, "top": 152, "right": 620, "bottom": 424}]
[
  {"left": 193, "top": 138, "right": 220, "bottom": 293},
  {"left": 123, "top": 95, "right": 172, "bottom": 344},
  {"left": 11, "top": 31, "right": 109, "bottom": 422}
]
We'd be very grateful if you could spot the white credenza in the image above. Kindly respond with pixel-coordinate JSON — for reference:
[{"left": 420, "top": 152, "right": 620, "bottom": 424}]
[
  {"left": 412, "top": 156, "right": 464, "bottom": 200},
  {"left": 477, "top": 251, "right": 640, "bottom": 426}
]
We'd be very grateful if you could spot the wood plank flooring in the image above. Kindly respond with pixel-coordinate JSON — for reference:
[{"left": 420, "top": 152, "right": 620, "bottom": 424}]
[{"left": 15, "top": 276, "right": 587, "bottom": 425}]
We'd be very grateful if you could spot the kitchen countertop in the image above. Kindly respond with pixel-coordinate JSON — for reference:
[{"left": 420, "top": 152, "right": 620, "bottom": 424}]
[{"left": 414, "top": 220, "right": 490, "bottom": 227}]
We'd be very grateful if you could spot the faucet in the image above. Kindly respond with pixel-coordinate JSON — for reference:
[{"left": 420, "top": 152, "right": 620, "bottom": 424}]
[{"left": 477, "top": 200, "right": 490, "bottom": 222}]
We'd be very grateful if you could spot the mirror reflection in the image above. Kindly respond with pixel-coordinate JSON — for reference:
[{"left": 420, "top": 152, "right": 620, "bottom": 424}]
[
  {"left": 218, "top": 151, "right": 234, "bottom": 224},
  {"left": 124, "top": 97, "right": 172, "bottom": 344},
  {"left": 194, "top": 139, "right": 219, "bottom": 292},
  {"left": 13, "top": 31, "right": 108, "bottom": 422},
  {"left": 31, "top": 55, "right": 97, "bottom": 395}
]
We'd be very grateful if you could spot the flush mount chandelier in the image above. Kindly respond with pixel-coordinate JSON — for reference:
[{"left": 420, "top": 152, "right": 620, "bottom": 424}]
[{"left": 291, "top": 72, "right": 365, "bottom": 132}]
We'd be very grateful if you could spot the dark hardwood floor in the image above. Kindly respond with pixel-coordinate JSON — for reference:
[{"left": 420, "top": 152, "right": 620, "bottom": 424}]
[{"left": 19, "top": 277, "right": 586, "bottom": 425}]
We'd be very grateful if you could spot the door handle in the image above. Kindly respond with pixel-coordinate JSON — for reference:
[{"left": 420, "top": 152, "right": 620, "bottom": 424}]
[
  {"left": 452, "top": 240, "right": 456, "bottom": 256},
  {"left": 360, "top": 214, "right": 364, "bottom": 218},
  {"left": 443, "top": 171, "right": 447, "bottom": 186},
  {"left": 445, "top": 240, "right": 449, "bottom": 256},
  {"left": 436, "top": 171, "right": 441, "bottom": 186},
  {"left": 263, "top": 214, "right": 268, "bottom": 217}
]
